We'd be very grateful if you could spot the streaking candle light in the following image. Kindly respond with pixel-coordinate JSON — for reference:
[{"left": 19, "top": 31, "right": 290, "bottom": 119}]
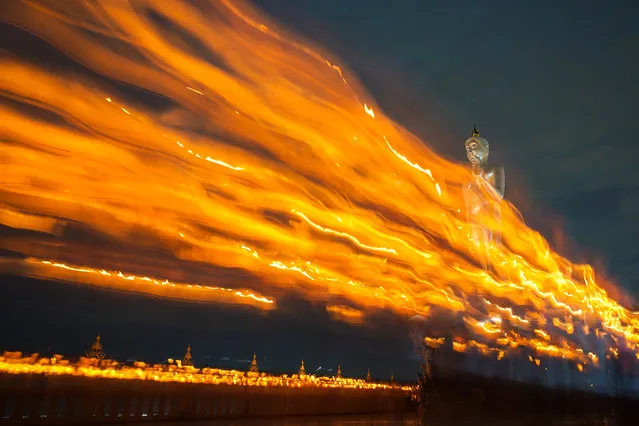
[{"left": 0, "top": 0, "right": 637, "bottom": 373}]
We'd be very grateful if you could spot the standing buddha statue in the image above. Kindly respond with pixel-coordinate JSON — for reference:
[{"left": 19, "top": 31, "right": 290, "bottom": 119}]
[{"left": 463, "top": 126, "right": 505, "bottom": 271}]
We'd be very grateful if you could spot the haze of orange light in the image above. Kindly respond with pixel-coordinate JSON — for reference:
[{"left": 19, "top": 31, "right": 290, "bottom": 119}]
[
  {"left": 0, "top": 0, "right": 637, "bottom": 368},
  {"left": 0, "top": 352, "right": 411, "bottom": 391}
]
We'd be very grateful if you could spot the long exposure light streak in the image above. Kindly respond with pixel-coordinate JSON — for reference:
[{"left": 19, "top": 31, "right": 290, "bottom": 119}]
[
  {"left": 0, "top": 352, "right": 411, "bottom": 391},
  {"left": 0, "top": 257, "right": 275, "bottom": 308},
  {"left": 0, "top": 0, "right": 637, "bottom": 371}
]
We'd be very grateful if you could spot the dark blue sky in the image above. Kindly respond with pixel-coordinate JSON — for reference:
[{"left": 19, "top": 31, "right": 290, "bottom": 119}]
[
  {"left": 256, "top": 0, "right": 639, "bottom": 299},
  {"left": 1, "top": 0, "right": 638, "bottom": 381}
]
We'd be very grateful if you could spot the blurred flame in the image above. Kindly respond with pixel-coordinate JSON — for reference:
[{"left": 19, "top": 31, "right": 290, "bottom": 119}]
[
  {"left": 0, "top": 0, "right": 637, "bottom": 370},
  {"left": 424, "top": 337, "right": 445, "bottom": 348},
  {"left": 326, "top": 304, "right": 365, "bottom": 325},
  {"left": 0, "top": 352, "right": 410, "bottom": 391},
  {"left": 364, "top": 104, "right": 375, "bottom": 118},
  {"left": 4, "top": 257, "right": 276, "bottom": 308}
]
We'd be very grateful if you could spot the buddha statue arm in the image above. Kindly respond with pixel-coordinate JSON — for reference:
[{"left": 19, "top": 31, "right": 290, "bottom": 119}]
[
  {"left": 476, "top": 165, "right": 505, "bottom": 201},
  {"left": 491, "top": 165, "right": 505, "bottom": 199}
]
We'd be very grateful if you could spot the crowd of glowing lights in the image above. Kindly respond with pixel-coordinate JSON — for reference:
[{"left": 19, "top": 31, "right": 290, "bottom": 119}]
[
  {"left": 0, "top": 352, "right": 411, "bottom": 392},
  {"left": 1, "top": 0, "right": 638, "bottom": 377}
]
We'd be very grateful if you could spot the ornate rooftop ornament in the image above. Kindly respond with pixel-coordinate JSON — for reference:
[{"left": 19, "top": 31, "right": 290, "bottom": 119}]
[
  {"left": 182, "top": 344, "right": 193, "bottom": 367},
  {"left": 86, "top": 333, "right": 105, "bottom": 360},
  {"left": 250, "top": 352, "right": 259, "bottom": 372}
]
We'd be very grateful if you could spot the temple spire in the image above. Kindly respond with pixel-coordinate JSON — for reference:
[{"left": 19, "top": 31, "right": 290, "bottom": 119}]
[
  {"left": 298, "top": 360, "right": 306, "bottom": 375},
  {"left": 366, "top": 368, "right": 371, "bottom": 382},
  {"left": 390, "top": 372, "right": 395, "bottom": 384},
  {"left": 86, "top": 333, "right": 105, "bottom": 360},
  {"left": 471, "top": 124, "right": 480, "bottom": 137},
  {"left": 250, "top": 352, "right": 259, "bottom": 372},
  {"left": 182, "top": 344, "right": 193, "bottom": 367},
  {"left": 336, "top": 364, "right": 342, "bottom": 378}
]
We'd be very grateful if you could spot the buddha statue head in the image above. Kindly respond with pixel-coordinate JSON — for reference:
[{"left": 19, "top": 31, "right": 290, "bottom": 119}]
[{"left": 465, "top": 125, "right": 489, "bottom": 167}]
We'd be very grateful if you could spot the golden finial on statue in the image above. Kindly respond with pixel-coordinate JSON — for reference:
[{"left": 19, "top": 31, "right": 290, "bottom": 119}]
[{"left": 471, "top": 124, "right": 480, "bottom": 137}]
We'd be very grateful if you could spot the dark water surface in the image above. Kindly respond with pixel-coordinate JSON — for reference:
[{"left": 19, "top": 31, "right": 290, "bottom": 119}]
[{"left": 136, "top": 413, "right": 622, "bottom": 426}]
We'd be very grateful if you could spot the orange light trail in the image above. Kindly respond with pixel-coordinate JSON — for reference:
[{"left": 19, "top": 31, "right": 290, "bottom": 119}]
[
  {"left": 0, "top": 257, "right": 275, "bottom": 308},
  {"left": 0, "top": 352, "right": 411, "bottom": 391},
  {"left": 0, "top": 0, "right": 637, "bottom": 370},
  {"left": 326, "top": 304, "right": 365, "bottom": 325}
]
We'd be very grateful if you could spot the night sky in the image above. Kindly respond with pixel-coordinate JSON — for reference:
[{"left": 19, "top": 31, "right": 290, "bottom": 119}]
[
  {"left": 254, "top": 0, "right": 639, "bottom": 298},
  {"left": 2, "top": 0, "right": 639, "bottom": 381}
]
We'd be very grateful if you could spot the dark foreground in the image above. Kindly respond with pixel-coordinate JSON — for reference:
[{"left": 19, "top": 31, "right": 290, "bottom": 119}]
[
  {"left": 125, "top": 412, "right": 627, "bottom": 426},
  {"left": 0, "top": 373, "right": 411, "bottom": 424},
  {"left": 419, "top": 374, "right": 639, "bottom": 426},
  {"left": 128, "top": 414, "right": 419, "bottom": 426},
  {"left": 3, "top": 369, "right": 639, "bottom": 425}
]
